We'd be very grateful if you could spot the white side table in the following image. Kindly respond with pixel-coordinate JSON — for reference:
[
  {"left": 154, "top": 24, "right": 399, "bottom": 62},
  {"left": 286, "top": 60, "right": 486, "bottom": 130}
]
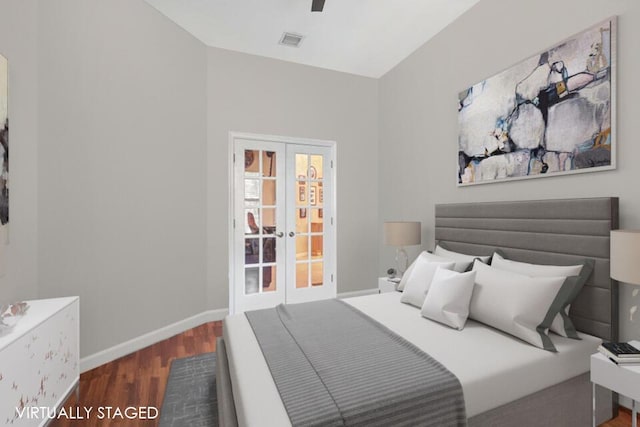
[
  {"left": 591, "top": 340, "right": 640, "bottom": 427},
  {"left": 378, "top": 277, "right": 399, "bottom": 293}
]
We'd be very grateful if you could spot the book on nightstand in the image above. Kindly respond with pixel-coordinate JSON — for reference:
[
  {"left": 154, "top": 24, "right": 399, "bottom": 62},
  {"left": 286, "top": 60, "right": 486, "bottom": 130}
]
[{"left": 598, "top": 342, "right": 640, "bottom": 364}]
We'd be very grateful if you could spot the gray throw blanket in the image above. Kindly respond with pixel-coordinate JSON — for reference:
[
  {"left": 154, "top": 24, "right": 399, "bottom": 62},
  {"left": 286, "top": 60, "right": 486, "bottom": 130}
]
[{"left": 245, "top": 299, "right": 467, "bottom": 427}]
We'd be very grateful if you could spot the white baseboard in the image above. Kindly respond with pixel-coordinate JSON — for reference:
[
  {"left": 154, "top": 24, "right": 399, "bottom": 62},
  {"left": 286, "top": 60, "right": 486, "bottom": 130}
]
[
  {"left": 337, "top": 288, "right": 378, "bottom": 299},
  {"left": 80, "top": 308, "right": 228, "bottom": 373},
  {"left": 619, "top": 395, "right": 632, "bottom": 411}
]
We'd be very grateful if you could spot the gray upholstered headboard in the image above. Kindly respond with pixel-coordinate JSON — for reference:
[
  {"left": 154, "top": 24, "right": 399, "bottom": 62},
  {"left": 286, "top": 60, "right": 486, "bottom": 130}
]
[{"left": 435, "top": 197, "right": 619, "bottom": 342}]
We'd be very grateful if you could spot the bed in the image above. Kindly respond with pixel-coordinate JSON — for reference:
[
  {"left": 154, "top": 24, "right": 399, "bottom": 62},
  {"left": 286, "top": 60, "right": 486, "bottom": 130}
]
[{"left": 217, "top": 197, "right": 619, "bottom": 427}]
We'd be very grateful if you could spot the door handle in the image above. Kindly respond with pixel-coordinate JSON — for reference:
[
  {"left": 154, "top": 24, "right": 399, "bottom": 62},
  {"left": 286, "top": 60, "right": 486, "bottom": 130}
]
[
  {"left": 275, "top": 231, "right": 284, "bottom": 238},
  {"left": 289, "top": 232, "right": 296, "bottom": 237}
]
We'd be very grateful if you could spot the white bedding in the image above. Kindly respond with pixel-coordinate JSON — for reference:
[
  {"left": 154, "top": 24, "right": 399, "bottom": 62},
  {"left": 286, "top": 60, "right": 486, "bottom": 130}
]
[{"left": 223, "top": 292, "right": 602, "bottom": 427}]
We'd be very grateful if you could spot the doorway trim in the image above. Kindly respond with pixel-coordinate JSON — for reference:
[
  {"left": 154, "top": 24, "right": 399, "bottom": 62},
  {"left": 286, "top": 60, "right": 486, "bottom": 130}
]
[{"left": 227, "top": 131, "right": 337, "bottom": 314}]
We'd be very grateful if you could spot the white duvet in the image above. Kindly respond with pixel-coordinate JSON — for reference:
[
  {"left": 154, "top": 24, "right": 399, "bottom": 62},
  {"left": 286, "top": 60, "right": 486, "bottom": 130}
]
[{"left": 223, "top": 292, "right": 601, "bottom": 427}]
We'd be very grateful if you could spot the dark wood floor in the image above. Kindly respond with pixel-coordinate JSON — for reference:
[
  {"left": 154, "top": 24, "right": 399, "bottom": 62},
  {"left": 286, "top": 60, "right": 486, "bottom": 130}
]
[
  {"left": 52, "top": 320, "right": 635, "bottom": 426},
  {"left": 53, "top": 322, "right": 221, "bottom": 427},
  {"left": 604, "top": 408, "right": 640, "bottom": 427}
]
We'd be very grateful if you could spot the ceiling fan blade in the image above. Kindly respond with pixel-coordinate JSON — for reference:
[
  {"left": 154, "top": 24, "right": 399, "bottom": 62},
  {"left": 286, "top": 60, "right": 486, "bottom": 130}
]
[{"left": 311, "top": 0, "right": 325, "bottom": 12}]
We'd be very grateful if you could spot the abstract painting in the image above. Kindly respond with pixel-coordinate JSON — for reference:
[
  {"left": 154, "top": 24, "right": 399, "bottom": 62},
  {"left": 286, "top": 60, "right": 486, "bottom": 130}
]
[
  {"left": 0, "top": 54, "right": 7, "bottom": 275},
  {"left": 458, "top": 18, "right": 616, "bottom": 185}
]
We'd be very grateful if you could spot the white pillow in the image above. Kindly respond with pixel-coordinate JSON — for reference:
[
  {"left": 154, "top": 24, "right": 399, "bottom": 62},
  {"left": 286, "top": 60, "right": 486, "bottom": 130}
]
[
  {"left": 421, "top": 268, "right": 476, "bottom": 330},
  {"left": 434, "top": 245, "right": 491, "bottom": 272},
  {"left": 491, "top": 251, "right": 591, "bottom": 339},
  {"left": 491, "top": 251, "right": 583, "bottom": 277},
  {"left": 398, "top": 251, "right": 458, "bottom": 290},
  {"left": 470, "top": 261, "right": 569, "bottom": 351},
  {"left": 400, "top": 258, "right": 455, "bottom": 308}
]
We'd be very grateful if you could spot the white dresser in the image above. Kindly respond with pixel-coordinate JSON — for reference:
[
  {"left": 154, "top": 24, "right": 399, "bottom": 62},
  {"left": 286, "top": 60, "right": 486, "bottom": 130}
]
[{"left": 0, "top": 297, "right": 79, "bottom": 427}]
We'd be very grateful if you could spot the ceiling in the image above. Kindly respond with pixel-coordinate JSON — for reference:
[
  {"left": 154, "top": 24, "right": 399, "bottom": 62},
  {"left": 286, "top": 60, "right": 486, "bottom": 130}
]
[{"left": 145, "top": 0, "right": 480, "bottom": 78}]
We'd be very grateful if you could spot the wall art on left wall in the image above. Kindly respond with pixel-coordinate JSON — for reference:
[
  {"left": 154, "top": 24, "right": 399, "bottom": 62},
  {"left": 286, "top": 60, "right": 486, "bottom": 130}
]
[
  {"left": 0, "top": 53, "right": 8, "bottom": 276},
  {"left": 457, "top": 18, "right": 616, "bottom": 186}
]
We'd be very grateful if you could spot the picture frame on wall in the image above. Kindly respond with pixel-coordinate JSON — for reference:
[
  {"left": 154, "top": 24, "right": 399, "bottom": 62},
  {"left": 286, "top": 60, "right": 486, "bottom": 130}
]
[
  {"left": 309, "top": 186, "right": 317, "bottom": 206},
  {"left": 298, "top": 184, "right": 305, "bottom": 202},
  {"left": 457, "top": 17, "right": 616, "bottom": 186}
]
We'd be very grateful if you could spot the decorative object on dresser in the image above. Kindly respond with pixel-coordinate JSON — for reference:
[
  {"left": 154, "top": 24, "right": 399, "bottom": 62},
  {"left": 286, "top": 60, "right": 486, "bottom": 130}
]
[
  {"left": 0, "top": 302, "right": 29, "bottom": 332},
  {"left": 383, "top": 221, "right": 421, "bottom": 275},
  {"left": 0, "top": 297, "right": 79, "bottom": 427},
  {"left": 457, "top": 17, "right": 616, "bottom": 186}
]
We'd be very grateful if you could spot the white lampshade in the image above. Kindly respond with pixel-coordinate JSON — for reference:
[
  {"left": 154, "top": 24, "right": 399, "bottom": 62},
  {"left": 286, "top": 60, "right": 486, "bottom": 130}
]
[
  {"left": 611, "top": 230, "right": 640, "bottom": 285},
  {"left": 384, "top": 222, "right": 421, "bottom": 247}
]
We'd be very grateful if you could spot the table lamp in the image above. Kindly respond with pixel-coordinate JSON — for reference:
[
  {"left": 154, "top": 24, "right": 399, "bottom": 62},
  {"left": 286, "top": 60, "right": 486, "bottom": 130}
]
[
  {"left": 610, "top": 230, "right": 640, "bottom": 349},
  {"left": 384, "top": 221, "right": 421, "bottom": 275},
  {"left": 610, "top": 230, "right": 640, "bottom": 364},
  {"left": 611, "top": 230, "right": 640, "bottom": 286}
]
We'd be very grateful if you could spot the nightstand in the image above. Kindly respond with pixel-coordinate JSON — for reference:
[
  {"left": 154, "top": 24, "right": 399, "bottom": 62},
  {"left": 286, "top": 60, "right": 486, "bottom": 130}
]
[
  {"left": 378, "top": 277, "right": 399, "bottom": 293},
  {"left": 591, "top": 340, "right": 640, "bottom": 427}
]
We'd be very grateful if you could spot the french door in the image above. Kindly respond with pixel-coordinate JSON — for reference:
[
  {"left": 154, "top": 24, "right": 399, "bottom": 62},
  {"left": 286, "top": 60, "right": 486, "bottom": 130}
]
[{"left": 231, "top": 135, "right": 336, "bottom": 313}]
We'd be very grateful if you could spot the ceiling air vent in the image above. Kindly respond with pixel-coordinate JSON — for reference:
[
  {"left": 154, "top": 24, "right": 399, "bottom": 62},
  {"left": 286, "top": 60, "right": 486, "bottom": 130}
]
[{"left": 279, "top": 32, "right": 304, "bottom": 48}]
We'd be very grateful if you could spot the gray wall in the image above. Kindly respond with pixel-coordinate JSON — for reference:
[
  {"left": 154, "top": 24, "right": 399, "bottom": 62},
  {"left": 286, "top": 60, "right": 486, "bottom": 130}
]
[
  {"left": 37, "top": 0, "right": 208, "bottom": 357},
  {"left": 0, "top": 0, "right": 39, "bottom": 303},
  {"left": 206, "top": 48, "right": 379, "bottom": 310},
  {"left": 32, "top": 0, "right": 378, "bottom": 358},
  {"left": 378, "top": 0, "right": 640, "bottom": 341}
]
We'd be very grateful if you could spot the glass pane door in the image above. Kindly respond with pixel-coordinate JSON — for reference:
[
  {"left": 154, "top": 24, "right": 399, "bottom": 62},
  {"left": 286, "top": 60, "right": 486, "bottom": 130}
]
[
  {"left": 234, "top": 141, "right": 286, "bottom": 312},
  {"left": 286, "top": 145, "right": 335, "bottom": 304},
  {"left": 294, "top": 154, "right": 325, "bottom": 288},
  {"left": 232, "top": 137, "right": 335, "bottom": 313}
]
